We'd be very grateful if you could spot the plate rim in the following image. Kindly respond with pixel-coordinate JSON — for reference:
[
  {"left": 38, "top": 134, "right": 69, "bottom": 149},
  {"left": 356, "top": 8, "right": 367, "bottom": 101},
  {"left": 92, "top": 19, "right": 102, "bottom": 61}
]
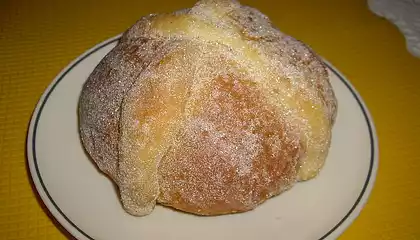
[{"left": 26, "top": 34, "right": 379, "bottom": 240}]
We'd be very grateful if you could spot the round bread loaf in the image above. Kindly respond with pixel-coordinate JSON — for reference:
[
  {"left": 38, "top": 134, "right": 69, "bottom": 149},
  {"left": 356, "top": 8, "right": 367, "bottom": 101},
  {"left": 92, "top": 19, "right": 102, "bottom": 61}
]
[{"left": 78, "top": 0, "right": 337, "bottom": 216}]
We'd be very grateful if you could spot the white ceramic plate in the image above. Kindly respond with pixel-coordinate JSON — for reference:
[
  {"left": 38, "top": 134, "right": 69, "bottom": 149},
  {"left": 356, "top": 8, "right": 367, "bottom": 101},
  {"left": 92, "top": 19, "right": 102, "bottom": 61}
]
[{"left": 27, "top": 35, "right": 378, "bottom": 240}]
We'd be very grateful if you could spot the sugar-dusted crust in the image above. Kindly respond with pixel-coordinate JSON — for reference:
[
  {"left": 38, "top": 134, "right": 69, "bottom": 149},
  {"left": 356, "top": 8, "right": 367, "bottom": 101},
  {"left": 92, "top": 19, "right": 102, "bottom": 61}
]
[{"left": 78, "top": 0, "right": 337, "bottom": 216}]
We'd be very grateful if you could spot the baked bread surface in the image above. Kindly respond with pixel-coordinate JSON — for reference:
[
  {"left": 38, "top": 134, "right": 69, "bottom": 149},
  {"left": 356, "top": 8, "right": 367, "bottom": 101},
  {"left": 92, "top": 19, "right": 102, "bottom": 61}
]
[{"left": 78, "top": 0, "right": 337, "bottom": 216}]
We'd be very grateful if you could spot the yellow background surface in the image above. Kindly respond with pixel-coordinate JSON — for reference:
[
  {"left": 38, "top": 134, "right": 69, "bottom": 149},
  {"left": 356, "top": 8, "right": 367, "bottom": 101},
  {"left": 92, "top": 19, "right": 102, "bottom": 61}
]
[{"left": 1, "top": 0, "right": 419, "bottom": 239}]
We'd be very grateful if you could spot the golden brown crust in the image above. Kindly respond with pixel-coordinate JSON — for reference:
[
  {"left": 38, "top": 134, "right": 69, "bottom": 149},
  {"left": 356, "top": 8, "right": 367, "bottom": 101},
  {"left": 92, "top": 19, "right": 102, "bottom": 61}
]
[
  {"left": 157, "top": 76, "right": 300, "bottom": 215},
  {"left": 78, "top": 0, "right": 337, "bottom": 216}
]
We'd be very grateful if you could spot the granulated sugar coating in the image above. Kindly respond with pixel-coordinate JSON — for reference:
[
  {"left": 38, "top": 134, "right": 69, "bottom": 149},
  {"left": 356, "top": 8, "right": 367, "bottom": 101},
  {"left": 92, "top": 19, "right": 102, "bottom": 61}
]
[{"left": 78, "top": 0, "right": 337, "bottom": 216}]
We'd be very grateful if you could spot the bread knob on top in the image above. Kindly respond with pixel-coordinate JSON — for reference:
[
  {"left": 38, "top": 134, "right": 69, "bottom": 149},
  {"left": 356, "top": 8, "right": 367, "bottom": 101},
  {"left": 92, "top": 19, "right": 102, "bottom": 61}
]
[{"left": 78, "top": 0, "right": 337, "bottom": 216}]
